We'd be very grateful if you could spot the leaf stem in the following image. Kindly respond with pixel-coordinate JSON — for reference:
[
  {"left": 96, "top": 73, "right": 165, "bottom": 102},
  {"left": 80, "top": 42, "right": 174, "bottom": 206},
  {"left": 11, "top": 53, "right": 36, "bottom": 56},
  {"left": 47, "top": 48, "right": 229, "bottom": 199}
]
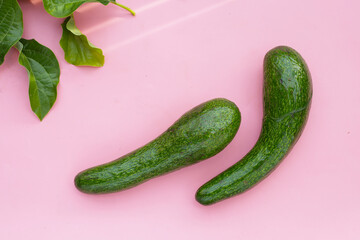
[
  {"left": 14, "top": 41, "right": 23, "bottom": 52},
  {"left": 111, "top": 2, "right": 136, "bottom": 16}
]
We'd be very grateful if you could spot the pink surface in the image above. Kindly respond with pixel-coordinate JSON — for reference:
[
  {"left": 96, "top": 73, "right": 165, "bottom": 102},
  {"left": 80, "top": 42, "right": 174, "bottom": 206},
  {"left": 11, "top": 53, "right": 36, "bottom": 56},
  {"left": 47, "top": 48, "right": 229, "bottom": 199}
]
[{"left": 1, "top": 0, "right": 359, "bottom": 239}]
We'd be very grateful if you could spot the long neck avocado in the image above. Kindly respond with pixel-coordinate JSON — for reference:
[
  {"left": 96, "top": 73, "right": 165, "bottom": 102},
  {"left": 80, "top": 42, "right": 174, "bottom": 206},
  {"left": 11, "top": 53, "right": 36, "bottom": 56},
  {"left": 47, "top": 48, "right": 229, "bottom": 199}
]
[
  {"left": 196, "top": 46, "right": 313, "bottom": 205},
  {"left": 74, "top": 98, "right": 241, "bottom": 194}
]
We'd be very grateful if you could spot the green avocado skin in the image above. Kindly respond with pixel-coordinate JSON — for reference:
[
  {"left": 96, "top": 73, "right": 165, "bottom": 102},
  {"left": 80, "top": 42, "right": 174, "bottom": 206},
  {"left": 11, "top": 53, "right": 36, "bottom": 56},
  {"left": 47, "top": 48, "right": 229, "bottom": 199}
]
[
  {"left": 196, "top": 46, "right": 313, "bottom": 205},
  {"left": 75, "top": 98, "right": 241, "bottom": 194}
]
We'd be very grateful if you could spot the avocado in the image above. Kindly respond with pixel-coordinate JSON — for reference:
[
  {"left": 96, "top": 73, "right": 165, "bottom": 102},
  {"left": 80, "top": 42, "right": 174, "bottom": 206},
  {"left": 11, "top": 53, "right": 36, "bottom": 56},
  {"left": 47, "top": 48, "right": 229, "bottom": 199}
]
[
  {"left": 75, "top": 98, "right": 241, "bottom": 194},
  {"left": 196, "top": 46, "right": 313, "bottom": 205}
]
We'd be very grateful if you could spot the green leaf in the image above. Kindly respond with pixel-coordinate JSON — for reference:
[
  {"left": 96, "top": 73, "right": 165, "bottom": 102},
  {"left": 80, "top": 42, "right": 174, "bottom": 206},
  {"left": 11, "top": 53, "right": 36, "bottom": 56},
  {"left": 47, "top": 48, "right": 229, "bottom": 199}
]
[
  {"left": 42, "top": 0, "right": 111, "bottom": 18},
  {"left": 0, "top": 0, "right": 23, "bottom": 65},
  {"left": 98, "top": 0, "right": 111, "bottom": 4},
  {"left": 60, "top": 16, "right": 104, "bottom": 67},
  {"left": 14, "top": 39, "right": 60, "bottom": 121},
  {"left": 42, "top": 0, "right": 135, "bottom": 18}
]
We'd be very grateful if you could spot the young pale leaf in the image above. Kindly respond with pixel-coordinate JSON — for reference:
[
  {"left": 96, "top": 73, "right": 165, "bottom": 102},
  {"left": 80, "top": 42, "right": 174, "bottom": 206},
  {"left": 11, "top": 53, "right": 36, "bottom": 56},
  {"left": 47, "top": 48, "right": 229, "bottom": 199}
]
[
  {"left": 15, "top": 39, "right": 60, "bottom": 121},
  {"left": 60, "top": 16, "right": 104, "bottom": 67},
  {"left": 43, "top": 0, "right": 111, "bottom": 18},
  {"left": 0, "top": 0, "right": 23, "bottom": 65}
]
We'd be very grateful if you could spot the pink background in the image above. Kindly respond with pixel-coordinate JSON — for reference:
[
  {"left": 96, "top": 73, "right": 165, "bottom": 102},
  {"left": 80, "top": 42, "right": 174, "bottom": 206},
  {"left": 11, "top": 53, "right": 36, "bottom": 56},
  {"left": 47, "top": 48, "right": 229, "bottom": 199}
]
[{"left": 0, "top": 0, "right": 359, "bottom": 239}]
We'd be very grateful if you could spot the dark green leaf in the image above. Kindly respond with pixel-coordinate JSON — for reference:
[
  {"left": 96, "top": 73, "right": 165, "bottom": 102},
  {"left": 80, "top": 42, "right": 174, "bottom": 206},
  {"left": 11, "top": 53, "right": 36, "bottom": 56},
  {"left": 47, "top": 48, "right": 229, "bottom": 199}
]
[
  {"left": 0, "top": 0, "right": 23, "bottom": 65},
  {"left": 43, "top": 0, "right": 111, "bottom": 18},
  {"left": 14, "top": 39, "right": 60, "bottom": 121},
  {"left": 60, "top": 16, "right": 104, "bottom": 67}
]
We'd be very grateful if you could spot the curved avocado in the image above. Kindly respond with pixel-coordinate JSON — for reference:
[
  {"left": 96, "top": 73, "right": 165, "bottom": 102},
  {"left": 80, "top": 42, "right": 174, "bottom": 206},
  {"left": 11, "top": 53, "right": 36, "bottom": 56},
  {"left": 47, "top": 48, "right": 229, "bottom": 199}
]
[
  {"left": 75, "top": 98, "right": 241, "bottom": 194},
  {"left": 196, "top": 46, "right": 313, "bottom": 205}
]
